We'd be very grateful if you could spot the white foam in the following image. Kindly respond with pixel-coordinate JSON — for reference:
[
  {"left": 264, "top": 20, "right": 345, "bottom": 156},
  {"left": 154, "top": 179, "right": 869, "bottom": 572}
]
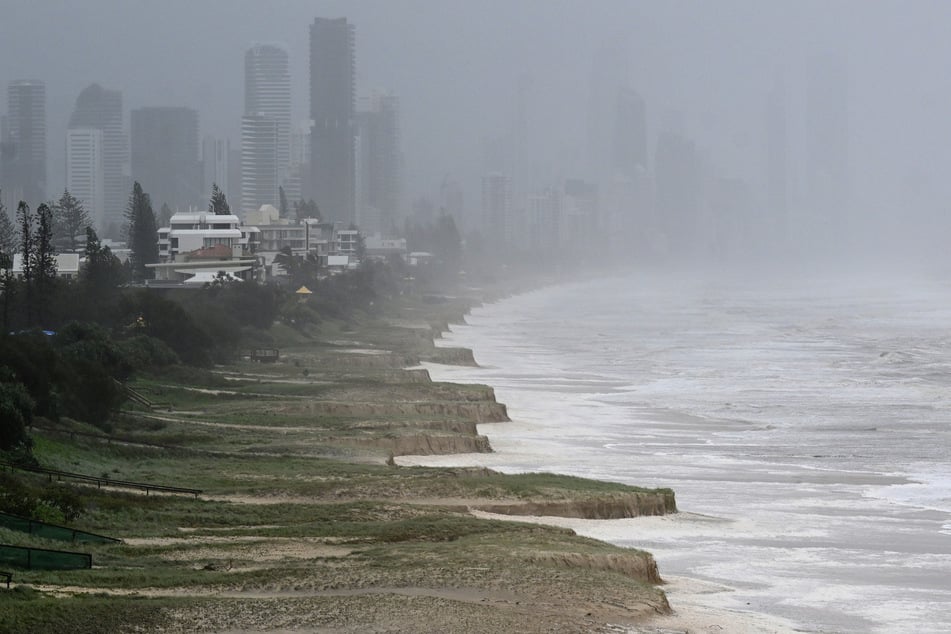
[{"left": 414, "top": 275, "right": 951, "bottom": 632}]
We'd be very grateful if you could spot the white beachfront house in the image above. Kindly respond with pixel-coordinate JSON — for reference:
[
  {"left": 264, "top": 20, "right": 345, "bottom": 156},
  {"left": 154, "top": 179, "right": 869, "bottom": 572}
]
[{"left": 147, "top": 212, "right": 261, "bottom": 285}]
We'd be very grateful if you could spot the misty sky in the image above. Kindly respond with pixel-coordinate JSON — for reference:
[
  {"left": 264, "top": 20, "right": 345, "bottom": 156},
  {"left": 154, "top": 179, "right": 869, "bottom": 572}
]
[{"left": 3, "top": 0, "right": 951, "bottom": 237}]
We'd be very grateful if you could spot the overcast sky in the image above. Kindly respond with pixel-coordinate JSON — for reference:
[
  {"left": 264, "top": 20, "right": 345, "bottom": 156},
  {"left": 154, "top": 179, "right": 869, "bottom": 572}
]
[{"left": 3, "top": 0, "right": 951, "bottom": 236}]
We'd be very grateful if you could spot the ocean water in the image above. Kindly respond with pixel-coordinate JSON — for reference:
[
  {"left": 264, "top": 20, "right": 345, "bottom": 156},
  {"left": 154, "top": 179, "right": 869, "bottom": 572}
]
[{"left": 411, "top": 273, "right": 951, "bottom": 633}]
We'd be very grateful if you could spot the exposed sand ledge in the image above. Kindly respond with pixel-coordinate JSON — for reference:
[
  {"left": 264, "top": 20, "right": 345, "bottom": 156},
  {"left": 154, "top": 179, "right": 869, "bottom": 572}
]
[{"left": 475, "top": 490, "right": 677, "bottom": 519}]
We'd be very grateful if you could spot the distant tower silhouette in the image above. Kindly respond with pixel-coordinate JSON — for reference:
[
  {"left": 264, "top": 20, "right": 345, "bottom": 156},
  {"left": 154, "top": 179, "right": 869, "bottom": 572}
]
[
  {"left": 241, "top": 114, "right": 279, "bottom": 214},
  {"left": 614, "top": 86, "right": 648, "bottom": 179},
  {"left": 356, "top": 91, "right": 401, "bottom": 234},
  {"left": 3, "top": 80, "right": 46, "bottom": 208},
  {"left": 66, "top": 128, "right": 105, "bottom": 230},
  {"left": 69, "top": 84, "right": 128, "bottom": 235},
  {"left": 245, "top": 44, "right": 291, "bottom": 189},
  {"left": 309, "top": 17, "right": 355, "bottom": 225},
  {"left": 131, "top": 107, "right": 200, "bottom": 211}
]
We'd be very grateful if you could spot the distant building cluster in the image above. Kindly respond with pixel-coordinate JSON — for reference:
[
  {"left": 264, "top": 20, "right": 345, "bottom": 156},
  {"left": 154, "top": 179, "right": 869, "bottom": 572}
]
[
  {"left": 0, "top": 15, "right": 403, "bottom": 256},
  {"left": 472, "top": 51, "right": 851, "bottom": 264},
  {"left": 0, "top": 14, "right": 852, "bottom": 269}
]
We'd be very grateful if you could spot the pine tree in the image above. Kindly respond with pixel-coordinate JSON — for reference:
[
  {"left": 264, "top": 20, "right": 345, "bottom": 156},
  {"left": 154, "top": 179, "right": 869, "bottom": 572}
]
[
  {"left": 16, "top": 202, "right": 33, "bottom": 280},
  {"left": 0, "top": 195, "right": 13, "bottom": 333},
  {"left": 82, "top": 226, "right": 124, "bottom": 293},
  {"left": 33, "top": 204, "right": 58, "bottom": 281},
  {"left": 208, "top": 183, "right": 231, "bottom": 215},
  {"left": 53, "top": 189, "right": 90, "bottom": 253},
  {"left": 33, "top": 203, "right": 58, "bottom": 326},
  {"left": 16, "top": 202, "right": 34, "bottom": 324},
  {"left": 0, "top": 194, "right": 16, "bottom": 260},
  {"left": 295, "top": 198, "right": 321, "bottom": 222},
  {"left": 125, "top": 182, "right": 159, "bottom": 282}
]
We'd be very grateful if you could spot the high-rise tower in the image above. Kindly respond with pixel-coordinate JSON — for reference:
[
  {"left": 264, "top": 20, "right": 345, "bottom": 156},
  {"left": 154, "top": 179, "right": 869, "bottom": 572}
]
[
  {"left": 69, "top": 84, "right": 128, "bottom": 235},
  {"left": 2, "top": 80, "right": 46, "bottom": 207},
  {"left": 131, "top": 107, "right": 201, "bottom": 211},
  {"left": 65, "top": 128, "right": 105, "bottom": 230},
  {"left": 241, "top": 114, "right": 279, "bottom": 214},
  {"left": 613, "top": 87, "right": 647, "bottom": 178},
  {"left": 356, "top": 91, "right": 400, "bottom": 234},
  {"left": 244, "top": 44, "right": 291, "bottom": 187},
  {"left": 309, "top": 17, "right": 355, "bottom": 225}
]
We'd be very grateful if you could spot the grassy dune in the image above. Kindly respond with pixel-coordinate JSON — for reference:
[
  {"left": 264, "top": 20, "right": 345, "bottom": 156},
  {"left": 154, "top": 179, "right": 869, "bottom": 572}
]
[{"left": 0, "top": 293, "right": 676, "bottom": 633}]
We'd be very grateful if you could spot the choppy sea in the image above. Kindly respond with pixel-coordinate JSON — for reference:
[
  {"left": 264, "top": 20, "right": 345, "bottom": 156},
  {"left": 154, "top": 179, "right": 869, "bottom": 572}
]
[{"left": 410, "top": 272, "right": 951, "bottom": 633}]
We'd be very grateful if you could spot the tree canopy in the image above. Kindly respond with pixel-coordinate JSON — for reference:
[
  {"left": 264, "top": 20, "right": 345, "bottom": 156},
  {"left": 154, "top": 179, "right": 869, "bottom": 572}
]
[
  {"left": 52, "top": 189, "right": 90, "bottom": 253},
  {"left": 208, "top": 183, "right": 231, "bottom": 215},
  {"left": 294, "top": 199, "right": 321, "bottom": 222},
  {"left": 279, "top": 186, "right": 289, "bottom": 218},
  {"left": 125, "top": 182, "right": 159, "bottom": 282},
  {"left": 0, "top": 194, "right": 15, "bottom": 261}
]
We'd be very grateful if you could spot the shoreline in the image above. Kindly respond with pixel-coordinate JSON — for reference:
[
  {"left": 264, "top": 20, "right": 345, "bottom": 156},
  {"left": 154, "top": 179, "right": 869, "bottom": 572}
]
[{"left": 399, "top": 292, "right": 806, "bottom": 634}]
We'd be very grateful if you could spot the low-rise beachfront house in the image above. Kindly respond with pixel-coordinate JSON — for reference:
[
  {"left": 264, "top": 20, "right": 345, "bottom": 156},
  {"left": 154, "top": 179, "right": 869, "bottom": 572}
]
[
  {"left": 147, "top": 211, "right": 261, "bottom": 286},
  {"left": 158, "top": 212, "right": 258, "bottom": 262},
  {"left": 11, "top": 253, "right": 82, "bottom": 280},
  {"left": 250, "top": 216, "right": 365, "bottom": 278},
  {"left": 363, "top": 235, "right": 407, "bottom": 262}
]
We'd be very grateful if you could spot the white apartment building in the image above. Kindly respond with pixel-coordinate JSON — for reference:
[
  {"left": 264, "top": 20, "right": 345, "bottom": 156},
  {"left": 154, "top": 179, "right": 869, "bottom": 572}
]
[
  {"left": 240, "top": 115, "right": 279, "bottom": 215},
  {"left": 66, "top": 127, "right": 105, "bottom": 230},
  {"left": 157, "top": 212, "right": 257, "bottom": 262}
]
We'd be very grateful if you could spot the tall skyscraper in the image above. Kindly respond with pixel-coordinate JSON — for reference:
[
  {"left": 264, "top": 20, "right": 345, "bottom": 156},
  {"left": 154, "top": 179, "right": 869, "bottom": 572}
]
[
  {"left": 309, "top": 17, "right": 355, "bottom": 224},
  {"left": 356, "top": 91, "right": 400, "bottom": 234},
  {"left": 131, "top": 107, "right": 200, "bottom": 211},
  {"left": 65, "top": 128, "right": 105, "bottom": 230},
  {"left": 244, "top": 44, "right": 291, "bottom": 186},
  {"left": 2, "top": 80, "right": 46, "bottom": 207},
  {"left": 284, "top": 120, "right": 313, "bottom": 205},
  {"left": 69, "top": 84, "right": 128, "bottom": 235},
  {"left": 613, "top": 87, "right": 647, "bottom": 178},
  {"left": 241, "top": 114, "right": 279, "bottom": 214}
]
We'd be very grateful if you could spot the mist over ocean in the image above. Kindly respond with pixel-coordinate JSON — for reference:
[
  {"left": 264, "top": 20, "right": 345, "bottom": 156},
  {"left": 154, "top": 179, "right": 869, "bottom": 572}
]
[{"left": 415, "top": 273, "right": 951, "bottom": 633}]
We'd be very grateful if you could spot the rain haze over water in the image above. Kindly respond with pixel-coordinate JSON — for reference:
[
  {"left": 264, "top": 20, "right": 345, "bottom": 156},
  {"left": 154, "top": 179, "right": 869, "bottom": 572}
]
[
  {"left": 4, "top": 1, "right": 951, "bottom": 264},
  {"left": 413, "top": 274, "right": 951, "bottom": 632}
]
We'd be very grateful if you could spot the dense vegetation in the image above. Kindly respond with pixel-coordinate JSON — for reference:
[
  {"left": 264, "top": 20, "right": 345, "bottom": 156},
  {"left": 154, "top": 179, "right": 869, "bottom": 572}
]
[{"left": 0, "top": 181, "right": 468, "bottom": 520}]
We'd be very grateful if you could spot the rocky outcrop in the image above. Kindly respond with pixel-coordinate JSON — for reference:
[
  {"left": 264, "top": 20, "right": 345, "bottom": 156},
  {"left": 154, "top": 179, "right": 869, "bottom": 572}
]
[{"left": 476, "top": 491, "right": 677, "bottom": 519}]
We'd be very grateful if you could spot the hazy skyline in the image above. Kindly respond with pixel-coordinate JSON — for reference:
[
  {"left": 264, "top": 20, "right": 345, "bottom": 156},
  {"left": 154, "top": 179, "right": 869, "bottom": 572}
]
[{"left": 4, "top": 0, "right": 951, "bottom": 258}]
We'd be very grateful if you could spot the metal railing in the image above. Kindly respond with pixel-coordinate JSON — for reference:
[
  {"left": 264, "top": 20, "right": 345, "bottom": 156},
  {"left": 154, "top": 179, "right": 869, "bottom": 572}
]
[
  {"left": 0, "top": 461, "right": 202, "bottom": 498},
  {"left": 0, "top": 512, "right": 120, "bottom": 544},
  {"left": 0, "top": 544, "right": 92, "bottom": 570}
]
